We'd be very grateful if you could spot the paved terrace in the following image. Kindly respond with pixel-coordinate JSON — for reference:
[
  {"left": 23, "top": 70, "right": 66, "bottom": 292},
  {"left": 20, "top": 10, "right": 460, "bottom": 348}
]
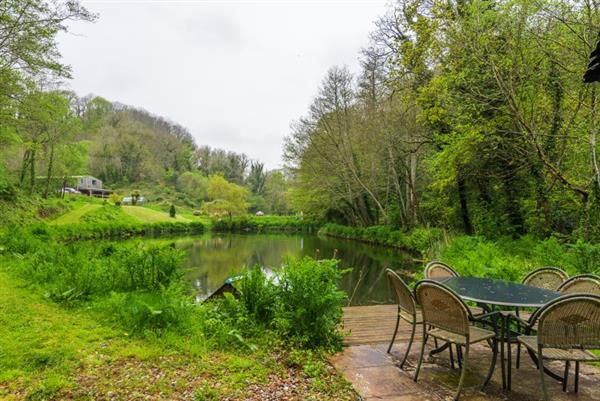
[{"left": 330, "top": 305, "right": 600, "bottom": 401}]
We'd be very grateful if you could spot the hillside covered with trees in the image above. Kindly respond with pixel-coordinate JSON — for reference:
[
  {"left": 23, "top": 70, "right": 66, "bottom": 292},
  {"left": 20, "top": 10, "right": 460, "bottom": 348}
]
[{"left": 0, "top": 0, "right": 290, "bottom": 218}]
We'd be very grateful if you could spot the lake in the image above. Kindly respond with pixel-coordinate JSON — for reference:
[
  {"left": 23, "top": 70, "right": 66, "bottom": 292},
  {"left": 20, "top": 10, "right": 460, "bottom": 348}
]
[{"left": 170, "top": 233, "right": 419, "bottom": 306}]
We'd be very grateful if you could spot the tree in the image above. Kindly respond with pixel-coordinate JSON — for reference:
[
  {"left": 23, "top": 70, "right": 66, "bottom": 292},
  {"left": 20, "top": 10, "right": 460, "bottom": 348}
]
[
  {"left": 16, "top": 90, "right": 81, "bottom": 196},
  {"left": 0, "top": 0, "right": 95, "bottom": 79},
  {"left": 176, "top": 171, "right": 208, "bottom": 201},
  {"left": 202, "top": 175, "right": 249, "bottom": 219},
  {"left": 264, "top": 171, "right": 290, "bottom": 215}
]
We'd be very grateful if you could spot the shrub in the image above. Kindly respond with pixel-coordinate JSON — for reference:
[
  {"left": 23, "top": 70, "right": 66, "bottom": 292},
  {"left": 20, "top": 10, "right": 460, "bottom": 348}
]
[
  {"left": 109, "top": 193, "right": 123, "bottom": 206},
  {"left": 204, "top": 257, "right": 348, "bottom": 350},
  {"left": 211, "top": 215, "right": 317, "bottom": 233},
  {"left": 6, "top": 240, "right": 184, "bottom": 303},
  {"left": 169, "top": 204, "right": 176, "bottom": 218},
  {"left": 238, "top": 266, "right": 277, "bottom": 325},
  {"left": 274, "top": 257, "right": 347, "bottom": 349},
  {"left": 99, "top": 284, "right": 193, "bottom": 334},
  {"left": 318, "top": 223, "right": 443, "bottom": 255}
]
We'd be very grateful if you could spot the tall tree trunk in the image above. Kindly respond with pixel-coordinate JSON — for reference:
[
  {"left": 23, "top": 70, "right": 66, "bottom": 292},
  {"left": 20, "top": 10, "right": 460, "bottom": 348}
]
[
  {"left": 457, "top": 171, "right": 473, "bottom": 235},
  {"left": 44, "top": 143, "right": 55, "bottom": 199},
  {"left": 29, "top": 149, "right": 36, "bottom": 194},
  {"left": 20, "top": 150, "right": 30, "bottom": 184}
]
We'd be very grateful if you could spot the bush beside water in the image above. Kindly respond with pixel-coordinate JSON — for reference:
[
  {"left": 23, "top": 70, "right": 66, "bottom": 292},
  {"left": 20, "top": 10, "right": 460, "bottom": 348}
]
[
  {"left": 319, "top": 223, "right": 600, "bottom": 281},
  {"left": 437, "top": 235, "right": 600, "bottom": 281},
  {"left": 318, "top": 223, "right": 444, "bottom": 255},
  {"left": 212, "top": 215, "right": 318, "bottom": 233}
]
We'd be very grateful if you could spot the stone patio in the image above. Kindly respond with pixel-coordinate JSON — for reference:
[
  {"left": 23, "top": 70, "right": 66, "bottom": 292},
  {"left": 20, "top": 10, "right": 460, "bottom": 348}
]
[{"left": 330, "top": 305, "right": 600, "bottom": 401}]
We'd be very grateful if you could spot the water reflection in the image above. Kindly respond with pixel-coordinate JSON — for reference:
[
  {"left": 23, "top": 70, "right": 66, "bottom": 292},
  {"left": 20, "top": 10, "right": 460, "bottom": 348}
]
[{"left": 171, "top": 233, "right": 419, "bottom": 306}]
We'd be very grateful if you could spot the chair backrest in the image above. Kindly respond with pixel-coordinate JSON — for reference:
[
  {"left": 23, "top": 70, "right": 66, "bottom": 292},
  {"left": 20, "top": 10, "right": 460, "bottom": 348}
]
[
  {"left": 415, "top": 280, "right": 470, "bottom": 337},
  {"left": 424, "top": 261, "right": 459, "bottom": 279},
  {"left": 558, "top": 274, "right": 600, "bottom": 296},
  {"left": 522, "top": 266, "right": 568, "bottom": 291},
  {"left": 386, "top": 269, "right": 416, "bottom": 316},
  {"left": 537, "top": 294, "right": 600, "bottom": 349}
]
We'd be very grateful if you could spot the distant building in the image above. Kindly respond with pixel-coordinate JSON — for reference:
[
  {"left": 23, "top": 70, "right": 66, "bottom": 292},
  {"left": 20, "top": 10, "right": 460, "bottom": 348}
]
[{"left": 72, "top": 176, "right": 112, "bottom": 198}]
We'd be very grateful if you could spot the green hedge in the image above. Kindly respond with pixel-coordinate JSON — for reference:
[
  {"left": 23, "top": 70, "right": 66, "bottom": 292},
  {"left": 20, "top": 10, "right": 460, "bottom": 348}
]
[
  {"left": 318, "top": 223, "right": 444, "bottom": 254},
  {"left": 211, "top": 215, "right": 319, "bottom": 233},
  {"left": 4, "top": 220, "right": 205, "bottom": 245}
]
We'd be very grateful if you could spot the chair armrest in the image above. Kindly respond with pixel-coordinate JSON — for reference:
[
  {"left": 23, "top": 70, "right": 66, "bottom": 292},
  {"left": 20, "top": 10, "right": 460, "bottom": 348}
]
[
  {"left": 470, "top": 310, "right": 503, "bottom": 322},
  {"left": 505, "top": 312, "right": 536, "bottom": 331}
]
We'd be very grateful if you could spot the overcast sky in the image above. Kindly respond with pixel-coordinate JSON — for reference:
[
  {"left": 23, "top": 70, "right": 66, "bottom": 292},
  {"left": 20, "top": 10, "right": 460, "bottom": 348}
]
[{"left": 57, "top": 0, "right": 389, "bottom": 169}]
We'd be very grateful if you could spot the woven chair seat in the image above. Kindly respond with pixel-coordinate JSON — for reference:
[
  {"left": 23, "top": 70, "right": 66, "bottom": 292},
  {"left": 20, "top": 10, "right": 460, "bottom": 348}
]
[
  {"left": 400, "top": 310, "right": 423, "bottom": 324},
  {"left": 518, "top": 336, "right": 599, "bottom": 361},
  {"left": 428, "top": 326, "right": 495, "bottom": 346}
]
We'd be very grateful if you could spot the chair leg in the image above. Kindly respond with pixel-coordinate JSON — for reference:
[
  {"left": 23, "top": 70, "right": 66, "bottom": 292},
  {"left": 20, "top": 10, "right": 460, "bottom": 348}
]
[
  {"left": 387, "top": 312, "right": 401, "bottom": 354},
  {"left": 399, "top": 321, "right": 416, "bottom": 369},
  {"left": 482, "top": 339, "right": 498, "bottom": 390},
  {"left": 538, "top": 347, "right": 549, "bottom": 401},
  {"left": 456, "top": 345, "right": 462, "bottom": 369},
  {"left": 455, "top": 344, "right": 469, "bottom": 401},
  {"left": 414, "top": 332, "right": 428, "bottom": 383},
  {"left": 575, "top": 361, "right": 580, "bottom": 393},
  {"left": 516, "top": 343, "right": 521, "bottom": 369},
  {"left": 562, "top": 361, "right": 570, "bottom": 392},
  {"left": 449, "top": 343, "right": 455, "bottom": 369}
]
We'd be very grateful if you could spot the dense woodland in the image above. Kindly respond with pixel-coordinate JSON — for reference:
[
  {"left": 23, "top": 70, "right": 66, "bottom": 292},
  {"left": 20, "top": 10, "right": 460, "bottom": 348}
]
[{"left": 285, "top": 0, "right": 600, "bottom": 241}]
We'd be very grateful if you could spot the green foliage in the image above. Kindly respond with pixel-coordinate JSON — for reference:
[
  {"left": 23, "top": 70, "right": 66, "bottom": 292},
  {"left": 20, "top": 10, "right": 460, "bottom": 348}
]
[
  {"left": 238, "top": 267, "right": 277, "bottom": 324},
  {"left": 4, "top": 238, "right": 184, "bottom": 303},
  {"left": 274, "top": 258, "right": 347, "bottom": 349},
  {"left": 169, "top": 204, "right": 176, "bottom": 218},
  {"left": 211, "top": 215, "right": 316, "bottom": 233},
  {"left": 202, "top": 175, "right": 249, "bottom": 219},
  {"left": 0, "top": 167, "right": 16, "bottom": 201},
  {"left": 319, "top": 223, "right": 444, "bottom": 255},
  {"left": 204, "top": 257, "right": 348, "bottom": 350},
  {"left": 99, "top": 285, "right": 193, "bottom": 334},
  {"left": 436, "top": 235, "right": 600, "bottom": 281},
  {"left": 176, "top": 171, "right": 208, "bottom": 202},
  {"left": 109, "top": 193, "right": 123, "bottom": 206}
]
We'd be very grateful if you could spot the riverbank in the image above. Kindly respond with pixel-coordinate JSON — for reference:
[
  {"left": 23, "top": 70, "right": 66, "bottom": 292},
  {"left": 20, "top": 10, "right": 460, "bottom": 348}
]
[
  {"left": 0, "top": 224, "right": 356, "bottom": 400},
  {"left": 319, "top": 223, "right": 600, "bottom": 281},
  {"left": 0, "top": 268, "right": 355, "bottom": 400},
  {"left": 318, "top": 223, "right": 444, "bottom": 255}
]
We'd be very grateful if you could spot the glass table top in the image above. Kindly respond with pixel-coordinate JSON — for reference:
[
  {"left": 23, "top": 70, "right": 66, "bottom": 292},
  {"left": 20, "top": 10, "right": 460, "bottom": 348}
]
[{"left": 435, "top": 276, "right": 561, "bottom": 308}]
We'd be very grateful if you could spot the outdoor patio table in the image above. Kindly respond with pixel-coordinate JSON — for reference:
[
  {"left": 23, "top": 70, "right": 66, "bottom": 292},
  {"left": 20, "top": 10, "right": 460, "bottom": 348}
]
[{"left": 432, "top": 276, "right": 562, "bottom": 391}]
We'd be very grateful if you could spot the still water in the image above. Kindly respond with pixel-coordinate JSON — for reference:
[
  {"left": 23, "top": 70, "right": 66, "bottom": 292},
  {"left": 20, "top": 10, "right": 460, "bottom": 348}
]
[{"left": 170, "top": 233, "right": 418, "bottom": 306}]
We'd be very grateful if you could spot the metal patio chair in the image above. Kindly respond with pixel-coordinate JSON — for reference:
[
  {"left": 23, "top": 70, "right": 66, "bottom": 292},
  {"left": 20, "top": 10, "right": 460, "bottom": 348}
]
[
  {"left": 558, "top": 274, "right": 600, "bottom": 296},
  {"left": 386, "top": 269, "right": 421, "bottom": 368},
  {"left": 513, "top": 267, "right": 568, "bottom": 369},
  {"left": 413, "top": 280, "right": 499, "bottom": 401},
  {"left": 424, "top": 261, "right": 459, "bottom": 279},
  {"left": 522, "top": 266, "right": 568, "bottom": 291},
  {"left": 516, "top": 294, "right": 600, "bottom": 400}
]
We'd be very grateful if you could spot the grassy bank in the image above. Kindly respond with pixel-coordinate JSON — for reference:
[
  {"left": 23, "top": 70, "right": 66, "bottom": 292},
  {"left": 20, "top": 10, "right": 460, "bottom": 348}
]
[
  {"left": 318, "top": 223, "right": 444, "bottom": 255},
  {"left": 0, "top": 227, "right": 355, "bottom": 400},
  {"left": 434, "top": 235, "right": 600, "bottom": 282},
  {"left": 319, "top": 223, "right": 600, "bottom": 281},
  {"left": 212, "top": 215, "right": 319, "bottom": 233}
]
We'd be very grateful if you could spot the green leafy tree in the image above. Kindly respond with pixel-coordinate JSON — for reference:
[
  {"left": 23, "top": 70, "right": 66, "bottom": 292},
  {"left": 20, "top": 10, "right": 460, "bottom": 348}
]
[{"left": 202, "top": 175, "right": 249, "bottom": 219}]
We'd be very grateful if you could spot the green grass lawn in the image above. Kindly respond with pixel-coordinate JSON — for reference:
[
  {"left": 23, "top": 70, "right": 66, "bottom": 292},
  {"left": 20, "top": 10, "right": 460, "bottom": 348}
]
[
  {"left": 49, "top": 203, "right": 102, "bottom": 225},
  {"left": 122, "top": 206, "right": 190, "bottom": 223},
  {"left": 49, "top": 203, "right": 192, "bottom": 226},
  {"left": 0, "top": 268, "right": 355, "bottom": 400}
]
